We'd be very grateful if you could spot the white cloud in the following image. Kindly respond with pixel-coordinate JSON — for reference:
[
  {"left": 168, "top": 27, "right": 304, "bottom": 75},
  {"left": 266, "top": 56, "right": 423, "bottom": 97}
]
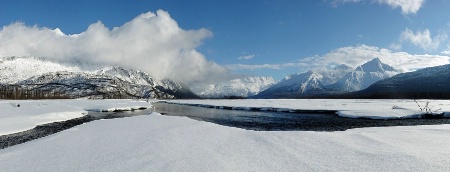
[
  {"left": 441, "top": 44, "right": 450, "bottom": 55},
  {"left": 377, "top": 0, "right": 424, "bottom": 15},
  {"left": 331, "top": 0, "right": 424, "bottom": 15},
  {"left": 238, "top": 54, "right": 255, "bottom": 60},
  {"left": 226, "top": 64, "right": 282, "bottom": 70},
  {"left": 227, "top": 45, "right": 450, "bottom": 73},
  {"left": 399, "top": 28, "right": 447, "bottom": 51},
  {"left": 225, "top": 62, "right": 305, "bottom": 71},
  {"left": 0, "top": 10, "right": 231, "bottom": 86},
  {"left": 297, "top": 44, "right": 450, "bottom": 72},
  {"left": 389, "top": 43, "right": 402, "bottom": 50}
]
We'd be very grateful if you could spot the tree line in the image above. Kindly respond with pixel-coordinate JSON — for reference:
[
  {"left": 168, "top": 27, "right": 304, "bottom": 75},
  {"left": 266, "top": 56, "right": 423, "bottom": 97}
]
[{"left": 0, "top": 85, "right": 69, "bottom": 99}]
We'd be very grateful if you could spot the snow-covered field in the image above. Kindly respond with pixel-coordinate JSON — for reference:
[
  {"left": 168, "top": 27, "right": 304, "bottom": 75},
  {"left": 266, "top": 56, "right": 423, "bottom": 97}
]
[
  {"left": 1, "top": 99, "right": 450, "bottom": 171},
  {"left": 168, "top": 99, "right": 450, "bottom": 119},
  {"left": 1, "top": 113, "right": 450, "bottom": 171},
  {"left": 0, "top": 99, "right": 151, "bottom": 135}
]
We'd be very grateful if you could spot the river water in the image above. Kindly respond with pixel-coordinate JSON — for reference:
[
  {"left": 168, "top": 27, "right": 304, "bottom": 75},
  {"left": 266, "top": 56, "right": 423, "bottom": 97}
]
[
  {"left": 152, "top": 102, "right": 450, "bottom": 131},
  {"left": 2, "top": 102, "right": 450, "bottom": 149}
]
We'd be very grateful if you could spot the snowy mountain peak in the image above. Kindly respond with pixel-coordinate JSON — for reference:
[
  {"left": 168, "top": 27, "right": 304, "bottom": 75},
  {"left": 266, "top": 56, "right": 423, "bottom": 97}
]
[
  {"left": 357, "top": 57, "right": 396, "bottom": 73},
  {"left": 256, "top": 58, "right": 400, "bottom": 98},
  {"left": 331, "top": 58, "right": 399, "bottom": 92},
  {"left": 254, "top": 71, "right": 327, "bottom": 98},
  {"left": 0, "top": 56, "right": 198, "bottom": 99}
]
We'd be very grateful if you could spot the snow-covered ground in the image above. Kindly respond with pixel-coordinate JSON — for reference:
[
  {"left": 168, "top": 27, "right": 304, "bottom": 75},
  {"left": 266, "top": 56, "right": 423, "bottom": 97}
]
[
  {"left": 1, "top": 113, "right": 450, "bottom": 171},
  {"left": 168, "top": 99, "right": 450, "bottom": 119},
  {"left": 0, "top": 99, "right": 151, "bottom": 135},
  {"left": 2, "top": 99, "right": 450, "bottom": 171}
]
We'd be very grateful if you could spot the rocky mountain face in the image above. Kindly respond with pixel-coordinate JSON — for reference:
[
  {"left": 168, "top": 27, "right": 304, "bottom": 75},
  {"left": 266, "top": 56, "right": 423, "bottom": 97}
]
[
  {"left": 193, "top": 76, "right": 275, "bottom": 98},
  {"left": 0, "top": 57, "right": 198, "bottom": 99},
  {"left": 254, "top": 58, "right": 399, "bottom": 98}
]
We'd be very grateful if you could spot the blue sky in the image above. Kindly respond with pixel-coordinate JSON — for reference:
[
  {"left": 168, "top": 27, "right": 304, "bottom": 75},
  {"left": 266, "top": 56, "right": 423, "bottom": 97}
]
[{"left": 1, "top": 0, "right": 450, "bottom": 82}]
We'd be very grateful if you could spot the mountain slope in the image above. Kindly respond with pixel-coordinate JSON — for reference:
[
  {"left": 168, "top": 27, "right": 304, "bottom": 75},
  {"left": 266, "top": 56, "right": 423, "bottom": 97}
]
[
  {"left": 329, "top": 58, "right": 398, "bottom": 92},
  {"left": 0, "top": 57, "right": 198, "bottom": 99},
  {"left": 255, "top": 71, "right": 326, "bottom": 98},
  {"left": 254, "top": 64, "right": 352, "bottom": 98},
  {"left": 193, "top": 76, "right": 275, "bottom": 98},
  {"left": 353, "top": 64, "right": 450, "bottom": 99}
]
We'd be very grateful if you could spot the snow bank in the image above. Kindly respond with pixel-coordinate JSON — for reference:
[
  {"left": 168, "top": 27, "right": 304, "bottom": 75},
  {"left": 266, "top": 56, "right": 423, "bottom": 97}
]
[
  {"left": 0, "top": 99, "right": 151, "bottom": 135},
  {"left": 82, "top": 99, "right": 150, "bottom": 112},
  {"left": 1, "top": 114, "right": 449, "bottom": 171},
  {"left": 167, "top": 99, "right": 450, "bottom": 119}
]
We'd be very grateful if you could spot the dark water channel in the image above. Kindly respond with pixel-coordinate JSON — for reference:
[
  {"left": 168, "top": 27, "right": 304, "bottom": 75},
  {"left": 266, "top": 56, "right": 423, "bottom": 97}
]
[
  {"left": 3, "top": 102, "right": 450, "bottom": 150},
  {"left": 153, "top": 102, "right": 450, "bottom": 131}
]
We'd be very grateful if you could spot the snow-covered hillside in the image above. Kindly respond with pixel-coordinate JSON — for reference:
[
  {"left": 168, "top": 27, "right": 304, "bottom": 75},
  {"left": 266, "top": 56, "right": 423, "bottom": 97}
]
[
  {"left": 330, "top": 57, "right": 398, "bottom": 92},
  {"left": 193, "top": 76, "right": 275, "bottom": 98},
  {"left": 0, "top": 56, "right": 198, "bottom": 99},
  {"left": 0, "top": 56, "right": 86, "bottom": 83},
  {"left": 356, "top": 63, "right": 450, "bottom": 98},
  {"left": 0, "top": 99, "right": 151, "bottom": 135},
  {"left": 255, "top": 64, "right": 352, "bottom": 98},
  {"left": 255, "top": 58, "right": 399, "bottom": 98},
  {"left": 255, "top": 71, "right": 326, "bottom": 98},
  {"left": 2, "top": 99, "right": 450, "bottom": 171}
]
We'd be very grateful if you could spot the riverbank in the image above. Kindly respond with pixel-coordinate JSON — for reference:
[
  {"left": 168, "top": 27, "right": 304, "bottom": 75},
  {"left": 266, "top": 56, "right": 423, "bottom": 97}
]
[
  {"left": 0, "top": 109, "right": 153, "bottom": 149},
  {"left": 1, "top": 114, "right": 449, "bottom": 171},
  {"left": 0, "top": 99, "right": 151, "bottom": 135},
  {"left": 154, "top": 102, "right": 450, "bottom": 131},
  {"left": 166, "top": 99, "right": 450, "bottom": 119}
]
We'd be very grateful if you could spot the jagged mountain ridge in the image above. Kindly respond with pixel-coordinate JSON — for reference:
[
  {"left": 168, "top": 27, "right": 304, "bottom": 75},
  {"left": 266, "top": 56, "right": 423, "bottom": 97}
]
[
  {"left": 329, "top": 57, "right": 398, "bottom": 92},
  {"left": 255, "top": 65, "right": 352, "bottom": 98},
  {"left": 0, "top": 57, "right": 198, "bottom": 99},
  {"left": 255, "top": 71, "right": 326, "bottom": 98},
  {"left": 193, "top": 76, "right": 275, "bottom": 98},
  {"left": 255, "top": 58, "right": 399, "bottom": 98}
]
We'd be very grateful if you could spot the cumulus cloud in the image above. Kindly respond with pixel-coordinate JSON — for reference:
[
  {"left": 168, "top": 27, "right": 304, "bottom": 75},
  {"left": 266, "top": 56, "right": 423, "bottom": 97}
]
[
  {"left": 398, "top": 28, "right": 447, "bottom": 51},
  {"left": 331, "top": 0, "right": 424, "bottom": 15},
  {"left": 238, "top": 54, "right": 255, "bottom": 60},
  {"left": 377, "top": 0, "right": 424, "bottom": 15},
  {"left": 228, "top": 45, "right": 450, "bottom": 73},
  {"left": 0, "top": 10, "right": 230, "bottom": 86},
  {"left": 297, "top": 44, "right": 450, "bottom": 72}
]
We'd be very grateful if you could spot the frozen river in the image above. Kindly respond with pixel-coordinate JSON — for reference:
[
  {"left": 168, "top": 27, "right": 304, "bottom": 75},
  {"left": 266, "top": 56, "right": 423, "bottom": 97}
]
[
  {"left": 3, "top": 100, "right": 450, "bottom": 150},
  {"left": 153, "top": 102, "right": 450, "bottom": 131}
]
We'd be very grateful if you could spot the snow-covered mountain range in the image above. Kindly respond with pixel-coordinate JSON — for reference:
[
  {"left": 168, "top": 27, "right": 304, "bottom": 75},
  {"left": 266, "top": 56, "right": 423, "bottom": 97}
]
[
  {"left": 4, "top": 56, "right": 440, "bottom": 99},
  {"left": 0, "top": 57, "right": 198, "bottom": 99},
  {"left": 329, "top": 57, "right": 398, "bottom": 92},
  {"left": 192, "top": 76, "right": 275, "bottom": 98},
  {"left": 255, "top": 58, "right": 399, "bottom": 98},
  {"left": 354, "top": 63, "right": 450, "bottom": 99}
]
